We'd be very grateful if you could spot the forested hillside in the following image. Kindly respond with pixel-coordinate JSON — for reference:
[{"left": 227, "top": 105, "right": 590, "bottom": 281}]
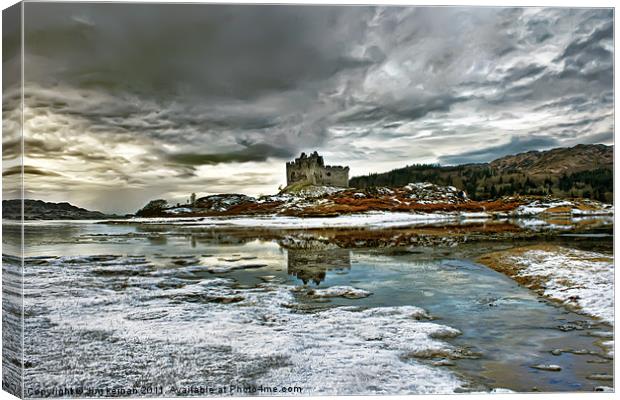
[{"left": 350, "top": 144, "right": 613, "bottom": 202}]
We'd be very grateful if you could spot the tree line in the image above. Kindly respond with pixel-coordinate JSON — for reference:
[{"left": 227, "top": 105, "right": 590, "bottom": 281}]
[{"left": 350, "top": 164, "right": 612, "bottom": 202}]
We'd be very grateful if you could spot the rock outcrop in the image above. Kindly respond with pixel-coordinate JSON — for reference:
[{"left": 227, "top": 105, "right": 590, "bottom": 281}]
[{"left": 2, "top": 199, "right": 119, "bottom": 220}]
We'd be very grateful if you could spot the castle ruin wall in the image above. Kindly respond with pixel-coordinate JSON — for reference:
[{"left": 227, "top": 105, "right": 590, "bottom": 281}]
[{"left": 285, "top": 152, "right": 349, "bottom": 187}]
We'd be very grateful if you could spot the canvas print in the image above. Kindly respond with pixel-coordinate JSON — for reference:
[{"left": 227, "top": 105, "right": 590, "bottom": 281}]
[{"left": 2, "top": 2, "right": 614, "bottom": 397}]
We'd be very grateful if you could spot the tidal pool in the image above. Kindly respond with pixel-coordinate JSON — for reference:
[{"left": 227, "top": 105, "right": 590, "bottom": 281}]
[{"left": 2, "top": 221, "right": 614, "bottom": 395}]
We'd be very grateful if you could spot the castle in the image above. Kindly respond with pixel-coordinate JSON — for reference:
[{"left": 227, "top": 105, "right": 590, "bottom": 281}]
[{"left": 286, "top": 151, "right": 349, "bottom": 187}]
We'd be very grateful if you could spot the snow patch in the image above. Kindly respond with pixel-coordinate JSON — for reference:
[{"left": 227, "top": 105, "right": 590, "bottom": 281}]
[
  {"left": 127, "top": 212, "right": 458, "bottom": 229},
  {"left": 508, "top": 248, "right": 614, "bottom": 325},
  {"left": 164, "top": 207, "right": 192, "bottom": 214},
  {"left": 308, "top": 286, "right": 372, "bottom": 299},
  {"left": 44, "top": 281, "right": 465, "bottom": 394}
]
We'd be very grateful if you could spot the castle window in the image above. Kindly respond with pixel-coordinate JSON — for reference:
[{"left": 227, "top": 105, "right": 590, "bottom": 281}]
[{"left": 326, "top": 172, "right": 331, "bottom": 177}]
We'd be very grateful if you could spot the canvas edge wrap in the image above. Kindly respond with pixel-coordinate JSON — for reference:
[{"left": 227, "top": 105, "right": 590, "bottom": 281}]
[{"left": 2, "top": 1, "right": 25, "bottom": 398}]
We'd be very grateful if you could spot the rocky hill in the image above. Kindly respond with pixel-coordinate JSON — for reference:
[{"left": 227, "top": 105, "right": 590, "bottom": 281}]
[
  {"left": 2, "top": 199, "right": 119, "bottom": 220},
  {"left": 350, "top": 144, "right": 612, "bottom": 202},
  {"left": 132, "top": 182, "right": 612, "bottom": 222},
  {"left": 489, "top": 144, "right": 612, "bottom": 176}
]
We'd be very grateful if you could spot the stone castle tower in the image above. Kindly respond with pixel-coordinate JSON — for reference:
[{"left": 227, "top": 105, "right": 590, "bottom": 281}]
[{"left": 286, "top": 151, "right": 349, "bottom": 187}]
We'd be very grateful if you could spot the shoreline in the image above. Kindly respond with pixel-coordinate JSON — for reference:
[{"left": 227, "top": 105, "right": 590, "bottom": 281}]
[{"left": 477, "top": 244, "right": 614, "bottom": 327}]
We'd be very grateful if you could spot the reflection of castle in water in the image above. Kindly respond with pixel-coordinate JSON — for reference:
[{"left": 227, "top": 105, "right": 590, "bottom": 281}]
[{"left": 286, "top": 248, "right": 351, "bottom": 285}]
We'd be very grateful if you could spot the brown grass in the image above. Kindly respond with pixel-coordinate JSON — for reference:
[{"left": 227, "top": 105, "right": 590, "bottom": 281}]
[
  {"left": 544, "top": 206, "right": 573, "bottom": 214},
  {"left": 280, "top": 197, "right": 525, "bottom": 217},
  {"left": 223, "top": 201, "right": 285, "bottom": 215},
  {"left": 575, "top": 204, "right": 598, "bottom": 211}
]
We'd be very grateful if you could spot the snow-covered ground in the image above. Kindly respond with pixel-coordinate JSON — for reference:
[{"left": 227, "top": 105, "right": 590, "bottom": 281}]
[
  {"left": 26, "top": 256, "right": 466, "bottom": 394},
  {"left": 507, "top": 247, "right": 614, "bottom": 325},
  {"left": 281, "top": 185, "right": 346, "bottom": 198},
  {"left": 163, "top": 207, "right": 192, "bottom": 214},
  {"left": 306, "top": 286, "right": 373, "bottom": 299},
  {"left": 120, "top": 210, "right": 611, "bottom": 231},
  {"left": 125, "top": 211, "right": 460, "bottom": 229},
  {"left": 511, "top": 199, "right": 613, "bottom": 217},
  {"left": 513, "top": 200, "right": 573, "bottom": 216},
  {"left": 404, "top": 182, "right": 467, "bottom": 203}
]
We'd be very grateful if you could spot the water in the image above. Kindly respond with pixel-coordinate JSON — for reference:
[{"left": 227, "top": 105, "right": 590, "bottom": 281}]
[{"left": 2, "top": 221, "right": 614, "bottom": 396}]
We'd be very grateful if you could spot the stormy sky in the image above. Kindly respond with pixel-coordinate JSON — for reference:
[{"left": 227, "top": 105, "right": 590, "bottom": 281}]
[{"left": 3, "top": 4, "right": 614, "bottom": 213}]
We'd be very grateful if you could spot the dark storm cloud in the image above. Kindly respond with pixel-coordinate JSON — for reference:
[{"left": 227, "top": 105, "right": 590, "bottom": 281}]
[
  {"left": 167, "top": 143, "right": 294, "bottom": 166},
  {"left": 555, "top": 19, "right": 613, "bottom": 61},
  {"left": 578, "top": 130, "right": 615, "bottom": 145},
  {"left": 438, "top": 135, "right": 560, "bottom": 165},
  {"left": 20, "top": 3, "right": 382, "bottom": 169},
  {"left": 24, "top": 3, "right": 374, "bottom": 99},
  {"left": 336, "top": 93, "right": 471, "bottom": 125},
  {"left": 3, "top": 137, "right": 67, "bottom": 160},
  {"left": 2, "top": 165, "right": 61, "bottom": 177},
  {"left": 551, "top": 19, "right": 613, "bottom": 90},
  {"left": 13, "top": 4, "right": 614, "bottom": 213}
]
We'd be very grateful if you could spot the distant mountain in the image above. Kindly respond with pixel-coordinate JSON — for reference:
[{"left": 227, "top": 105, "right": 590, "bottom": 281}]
[
  {"left": 489, "top": 144, "right": 612, "bottom": 176},
  {"left": 2, "top": 199, "right": 119, "bottom": 220},
  {"left": 350, "top": 144, "right": 613, "bottom": 202}
]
